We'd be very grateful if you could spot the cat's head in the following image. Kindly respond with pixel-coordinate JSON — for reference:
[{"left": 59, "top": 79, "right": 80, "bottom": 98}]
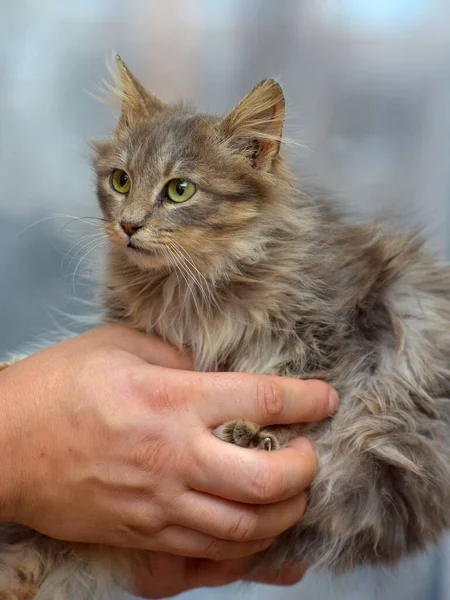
[{"left": 93, "top": 56, "right": 292, "bottom": 276}]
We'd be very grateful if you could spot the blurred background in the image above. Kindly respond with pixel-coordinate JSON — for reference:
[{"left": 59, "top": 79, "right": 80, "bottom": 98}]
[{"left": 1, "top": 1, "right": 450, "bottom": 598}]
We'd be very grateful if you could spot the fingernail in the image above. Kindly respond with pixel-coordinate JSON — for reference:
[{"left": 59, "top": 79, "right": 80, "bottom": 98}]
[{"left": 328, "top": 390, "right": 339, "bottom": 414}]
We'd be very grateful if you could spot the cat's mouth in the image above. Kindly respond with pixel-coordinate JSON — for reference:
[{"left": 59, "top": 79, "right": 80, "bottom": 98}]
[
  {"left": 123, "top": 240, "right": 169, "bottom": 269},
  {"left": 126, "top": 241, "right": 157, "bottom": 256}
]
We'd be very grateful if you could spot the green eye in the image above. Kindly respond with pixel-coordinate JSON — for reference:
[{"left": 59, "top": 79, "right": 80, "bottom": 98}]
[
  {"left": 111, "top": 169, "right": 131, "bottom": 194},
  {"left": 166, "top": 179, "right": 196, "bottom": 203}
]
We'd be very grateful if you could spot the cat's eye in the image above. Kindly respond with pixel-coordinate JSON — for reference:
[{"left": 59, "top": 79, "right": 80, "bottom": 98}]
[
  {"left": 166, "top": 179, "right": 196, "bottom": 203},
  {"left": 111, "top": 169, "right": 131, "bottom": 194}
]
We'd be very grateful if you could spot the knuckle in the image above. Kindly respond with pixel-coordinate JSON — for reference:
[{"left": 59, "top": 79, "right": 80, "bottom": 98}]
[
  {"left": 150, "top": 376, "right": 175, "bottom": 411},
  {"left": 251, "top": 462, "right": 283, "bottom": 503},
  {"left": 116, "top": 366, "right": 180, "bottom": 414},
  {"left": 257, "top": 379, "right": 284, "bottom": 419},
  {"left": 226, "top": 511, "right": 258, "bottom": 542},
  {"left": 88, "top": 356, "right": 145, "bottom": 400},
  {"left": 117, "top": 509, "right": 166, "bottom": 543},
  {"left": 116, "top": 364, "right": 144, "bottom": 395}
]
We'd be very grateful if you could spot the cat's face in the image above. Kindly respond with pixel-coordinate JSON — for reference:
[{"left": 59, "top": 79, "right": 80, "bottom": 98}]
[{"left": 93, "top": 56, "right": 287, "bottom": 275}]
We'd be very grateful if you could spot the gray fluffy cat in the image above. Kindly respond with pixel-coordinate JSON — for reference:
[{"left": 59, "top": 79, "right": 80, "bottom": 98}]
[{"left": 1, "top": 55, "right": 450, "bottom": 598}]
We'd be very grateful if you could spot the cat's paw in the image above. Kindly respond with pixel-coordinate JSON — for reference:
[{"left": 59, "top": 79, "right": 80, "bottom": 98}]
[{"left": 214, "top": 420, "right": 280, "bottom": 451}]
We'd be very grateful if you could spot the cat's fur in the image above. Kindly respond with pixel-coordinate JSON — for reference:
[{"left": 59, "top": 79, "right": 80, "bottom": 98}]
[{"left": 1, "top": 55, "right": 450, "bottom": 598}]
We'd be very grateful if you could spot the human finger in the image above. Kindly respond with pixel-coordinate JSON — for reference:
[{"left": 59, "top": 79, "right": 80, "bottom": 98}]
[
  {"left": 193, "top": 372, "right": 338, "bottom": 426},
  {"left": 175, "top": 489, "right": 307, "bottom": 541},
  {"left": 190, "top": 434, "right": 317, "bottom": 504},
  {"left": 246, "top": 561, "right": 309, "bottom": 585},
  {"left": 150, "top": 525, "right": 274, "bottom": 560},
  {"left": 89, "top": 325, "right": 193, "bottom": 370}
]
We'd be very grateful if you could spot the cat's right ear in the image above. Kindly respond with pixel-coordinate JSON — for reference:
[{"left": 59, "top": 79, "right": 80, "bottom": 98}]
[
  {"left": 220, "top": 79, "right": 285, "bottom": 170},
  {"left": 114, "top": 55, "right": 164, "bottom": 131}
]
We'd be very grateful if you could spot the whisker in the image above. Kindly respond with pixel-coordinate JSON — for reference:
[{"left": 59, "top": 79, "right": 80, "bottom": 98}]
[
  {"left": 165, "top": 244, "right": 209, "bottom": 341},
  {"left": 62, "top": 233, "right": 108, "bottom": 272},
  {"left": 167, "top": 242, "right": 221, "bottom": 349},
  {"left": 71, "top": 238, "right": 108, "bottom": 295},
  {"left": 168, "top": 243, "right": 202, "bottom": 301},
  {"left": 167, "top": 244, "right": 196, "bottom": 301},
  {"left": 164, "top": 245, "right": 189, "bottom": 312},
  {"left": 60, "top": 216, "right": 108, "bottom": 232},
  {"left": 169, "top": 242, "right": 210, "bottom": 309},
  {"left": 146, "top": 245, "right": 181, "bottom": 332},
  {"left": 171, "top": 240, "right": 210, "bottom": 291},
  {"left": 63, "top": 237, "right": 108, "bottom": 277},
  {"left": 15, "top": 213, "right": 106, "bottom": 239},
  {"left": 162, "top": 244, "right": 182, "bottom": 296},
  {"left": 167, "top": 243, "right": 202, "bottom": 317},
  {"left": 171, "top": 240, "right": 219, "bottom": 305}
]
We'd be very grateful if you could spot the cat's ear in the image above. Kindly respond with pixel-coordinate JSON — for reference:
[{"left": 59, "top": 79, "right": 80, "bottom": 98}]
[
  {"left": 221, "top": 79, "right": 285, "bottom": 170},
  {"left": 114, "top": 55, "right": 164, "bottom": 130}
]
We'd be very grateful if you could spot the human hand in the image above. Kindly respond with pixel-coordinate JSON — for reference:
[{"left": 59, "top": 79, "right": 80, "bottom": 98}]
[
  {"left": 134, "top": 552, "right": 308, "bottom": 598},
  {"left": 0, "top": 324, "right": 337, "bottom": 561}
]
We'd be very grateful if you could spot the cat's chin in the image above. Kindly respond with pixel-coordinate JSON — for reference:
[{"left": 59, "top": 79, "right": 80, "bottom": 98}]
[{"left": 124, "top": 246, "right": 168, "bottom": 270}]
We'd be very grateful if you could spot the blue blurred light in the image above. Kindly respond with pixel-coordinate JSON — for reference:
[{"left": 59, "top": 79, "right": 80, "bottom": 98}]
[{"left": 327, "top": 0, "right": 429, "bottom": 28}]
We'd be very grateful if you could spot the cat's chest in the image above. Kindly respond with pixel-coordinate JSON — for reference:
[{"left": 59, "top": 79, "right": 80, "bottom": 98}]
[
  {"left": 108, "top": 271, "right": 331, "bottom": 375},
  {"left": 154, "top": 306, "right": 264, "bottom": 371},
  {"left": 125, "top": 291, "right": 286, "bottom": 373}
]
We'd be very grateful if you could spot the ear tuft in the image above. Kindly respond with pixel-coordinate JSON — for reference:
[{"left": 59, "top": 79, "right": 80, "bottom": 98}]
[
  {"left": 221, "top": 79, "right": 285, "bottom": 169},
  {"left": 112, "top": 55, "right": 165, "bottom": 131}
]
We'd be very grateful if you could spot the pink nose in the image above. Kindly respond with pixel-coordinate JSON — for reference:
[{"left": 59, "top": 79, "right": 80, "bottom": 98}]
[{"left": 120, "top": 221, "right": 142, "bottom": 237}]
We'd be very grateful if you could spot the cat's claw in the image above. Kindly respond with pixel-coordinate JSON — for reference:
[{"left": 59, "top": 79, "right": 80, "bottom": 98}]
[{"left": 260, "top": 436, "right": 273, "bottom": 451}]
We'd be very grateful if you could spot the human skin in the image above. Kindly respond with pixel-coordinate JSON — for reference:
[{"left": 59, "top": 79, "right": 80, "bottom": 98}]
[
  {"left": 0, "top": 325, "right": 337, "bottom": 593},
  {"left": 134, "top": 551, "right": 309, "bottom": 598}
]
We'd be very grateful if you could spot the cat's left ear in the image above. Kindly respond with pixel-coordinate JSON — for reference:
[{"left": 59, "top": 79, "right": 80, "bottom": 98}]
[
  {"left": 221, "top": 79, "right": 285, "bottom": 170},
  {"left": 114, "top": 55, "right": 164, "bottom": 130}
]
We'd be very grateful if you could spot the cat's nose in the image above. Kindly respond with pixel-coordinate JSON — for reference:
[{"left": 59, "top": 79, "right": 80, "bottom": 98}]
[{"left": 120, "top": 221, "right": 142, "bottom": 237}]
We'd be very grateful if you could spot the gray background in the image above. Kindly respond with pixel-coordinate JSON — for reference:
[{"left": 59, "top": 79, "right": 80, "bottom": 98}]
[{"left": 1, "top": 1, "right": 450, "bottom": 598}]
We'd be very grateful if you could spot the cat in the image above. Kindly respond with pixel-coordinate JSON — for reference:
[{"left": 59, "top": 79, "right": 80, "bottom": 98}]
[{"left": 1, "top": 54, "right": 450, "bottom": 598}]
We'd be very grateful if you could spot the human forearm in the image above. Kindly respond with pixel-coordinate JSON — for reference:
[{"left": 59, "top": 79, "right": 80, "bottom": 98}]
[{"left": 0, "top": 364, "right": 27, "bottom": 522}]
